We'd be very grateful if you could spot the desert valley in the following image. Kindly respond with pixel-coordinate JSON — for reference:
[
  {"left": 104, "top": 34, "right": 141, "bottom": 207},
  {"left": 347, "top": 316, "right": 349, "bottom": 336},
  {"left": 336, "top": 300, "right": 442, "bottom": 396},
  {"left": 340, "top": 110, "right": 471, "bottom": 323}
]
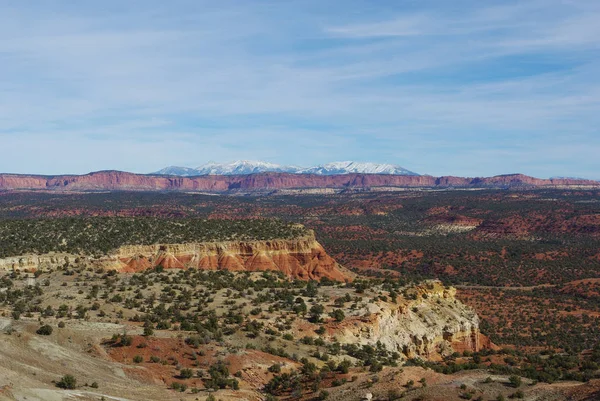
[
  {"left": 3, "top": 0, "right": 599, "bottom": 399},
  {"left": 1, "top": 169, "right": 600, "bottom": 401}
]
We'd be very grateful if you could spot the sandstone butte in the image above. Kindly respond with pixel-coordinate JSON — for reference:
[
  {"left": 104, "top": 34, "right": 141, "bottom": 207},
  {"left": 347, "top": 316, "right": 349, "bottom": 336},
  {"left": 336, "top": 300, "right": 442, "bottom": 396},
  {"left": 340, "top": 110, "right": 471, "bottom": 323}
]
[
  {"left": 326, "top": 280, "right": 496, "bottom": 360},
  {"left": 0, "top": 170, "right": 599, "bottom": 192},
  {"left": 0, "top": 232, "right": 352, "bottom": 282}
]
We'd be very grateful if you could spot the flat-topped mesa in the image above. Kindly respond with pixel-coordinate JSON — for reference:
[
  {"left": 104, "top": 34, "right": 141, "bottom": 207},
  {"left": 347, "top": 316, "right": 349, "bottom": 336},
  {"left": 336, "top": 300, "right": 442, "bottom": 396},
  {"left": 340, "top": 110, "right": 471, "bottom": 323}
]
[
  {"left": 0, "top": 231, "right": 351, "bottom": 282},
  {"left": 111, "top": 233, "right": 350, "bottom": 282},
  {"left": 0, "top": 170, "right": 599, "bottom": 192},
  {"left": 328, "top": 281, "right": 494, "bottom": 360}
]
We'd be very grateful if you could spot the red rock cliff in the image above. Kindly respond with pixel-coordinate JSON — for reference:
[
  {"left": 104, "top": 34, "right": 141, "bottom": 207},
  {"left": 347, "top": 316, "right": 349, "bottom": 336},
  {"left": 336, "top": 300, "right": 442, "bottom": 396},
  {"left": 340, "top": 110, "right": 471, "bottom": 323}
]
[
  {"left": 110, "top": 234, "right": 351, "bottom": 282},
  {"left": 0, "top": 232, "right": 351, "bottom": 282},
  {"left": 0, "top": 171, "right": 598, "bottom": 192}
]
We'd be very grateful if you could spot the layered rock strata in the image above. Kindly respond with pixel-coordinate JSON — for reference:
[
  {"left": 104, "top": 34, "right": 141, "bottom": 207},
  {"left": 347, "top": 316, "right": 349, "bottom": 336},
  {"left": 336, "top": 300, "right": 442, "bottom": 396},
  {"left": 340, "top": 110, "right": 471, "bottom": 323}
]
[
  {"left": 331, "top": 281, "right": 493, "bottom": 359},
  {"left": 0, "top": 171, "right": 598, "bottom": 192},
  {"left": 0, "top": 234, "right": 350, "bottom": 282}
]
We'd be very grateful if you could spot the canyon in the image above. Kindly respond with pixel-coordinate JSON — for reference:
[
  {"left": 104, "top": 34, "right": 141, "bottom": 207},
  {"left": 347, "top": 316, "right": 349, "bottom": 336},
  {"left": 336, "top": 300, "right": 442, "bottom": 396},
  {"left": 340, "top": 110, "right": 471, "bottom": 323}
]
[{"left": 0, "top": 170, "right": 599, "bottom": 193}]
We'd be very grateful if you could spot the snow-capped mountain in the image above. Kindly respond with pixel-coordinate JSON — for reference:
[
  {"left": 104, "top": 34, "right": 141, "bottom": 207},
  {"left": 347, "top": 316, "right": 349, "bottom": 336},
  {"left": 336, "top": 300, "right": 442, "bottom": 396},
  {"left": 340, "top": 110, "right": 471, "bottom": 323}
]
[
  {"left": 153, "top": 166, "right": 203, "bottom": 176},
  {"left": 194, "top": 160, "right": 300, "bottom": 175},
  {"left": 298, "top": 161, "right": 417, "bottom": 176},
  {"left": 152, "top": 161, "right": 419, "bottom": 176}
]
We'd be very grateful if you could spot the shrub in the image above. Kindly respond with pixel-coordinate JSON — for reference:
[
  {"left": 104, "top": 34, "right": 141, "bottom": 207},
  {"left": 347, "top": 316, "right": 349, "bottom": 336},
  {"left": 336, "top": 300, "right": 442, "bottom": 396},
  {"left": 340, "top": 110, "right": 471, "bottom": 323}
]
[
  {"left": 309, "top": 304, "right": 324, "bottom": 323},
  {"left": 204, "top": 360, "right": 237, "bottom": 390},
  {"left": 36, "top": 325, "right": 53, "bottom": 336},
  {"left": 508, "top": 375, "right": 522, "bottom": 388},
  {"left": 329, "top": 309, "right": 345, "bottom": 322},
  {"left": 119, "top": 334, "right": 133, "bottom": 346},
  {"left": 301, "top": 336, "right": 314, "bottom": 345},
  {"left": 170, "top": 382, "right": 187, "bottom": 392},
  {"left": 56, "top": 374, "right": 77, "bottom": 389},
  {"left": 268, "top": 364, "right": 281, "bottom": 373},
  {"left": 336, "top": 360, "right": 351, "bottom": 374}
]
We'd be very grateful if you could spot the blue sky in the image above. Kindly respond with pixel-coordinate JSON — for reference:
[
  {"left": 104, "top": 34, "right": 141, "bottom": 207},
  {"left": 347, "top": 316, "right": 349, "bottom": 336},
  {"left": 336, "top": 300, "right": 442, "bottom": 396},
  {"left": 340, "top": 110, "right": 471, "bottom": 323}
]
[{"left": 1, "top": 0, "right": 599, "bottom": 178}]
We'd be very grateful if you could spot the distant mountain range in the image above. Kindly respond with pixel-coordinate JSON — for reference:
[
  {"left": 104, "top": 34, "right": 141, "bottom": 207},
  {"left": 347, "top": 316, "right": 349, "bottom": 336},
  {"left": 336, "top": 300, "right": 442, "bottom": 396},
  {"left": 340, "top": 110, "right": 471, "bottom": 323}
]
[
  {"left": 1, "top": 170, "right": 599, "bottom": 193},
  {"left": 153, "top": 160, "right": 419, "bottom": 176}
]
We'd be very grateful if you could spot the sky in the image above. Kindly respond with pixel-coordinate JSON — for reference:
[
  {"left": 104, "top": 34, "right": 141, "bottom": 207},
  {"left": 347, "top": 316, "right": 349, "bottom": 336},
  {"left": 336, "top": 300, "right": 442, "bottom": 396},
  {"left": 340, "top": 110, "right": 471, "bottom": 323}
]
[{"left": 1, "top": 0, "right": 599, "bottom": 178}]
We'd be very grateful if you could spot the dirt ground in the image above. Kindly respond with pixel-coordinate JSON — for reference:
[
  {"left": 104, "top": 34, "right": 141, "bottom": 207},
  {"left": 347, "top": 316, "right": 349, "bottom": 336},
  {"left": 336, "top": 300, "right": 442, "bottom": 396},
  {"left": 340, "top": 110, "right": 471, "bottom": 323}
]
[
  {"left": 0, "top": 318, "right": 259, "bottom": 401},
  {"left": 2, "top": 316, "right": 599, "bottom": 401}
]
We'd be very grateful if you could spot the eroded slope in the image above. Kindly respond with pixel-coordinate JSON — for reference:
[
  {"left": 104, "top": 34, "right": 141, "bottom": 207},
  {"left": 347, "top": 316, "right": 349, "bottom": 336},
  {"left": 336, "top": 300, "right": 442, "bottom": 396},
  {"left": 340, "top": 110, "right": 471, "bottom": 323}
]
[{"left": 0, "top": 218, "right": 350, "bottom": 281}]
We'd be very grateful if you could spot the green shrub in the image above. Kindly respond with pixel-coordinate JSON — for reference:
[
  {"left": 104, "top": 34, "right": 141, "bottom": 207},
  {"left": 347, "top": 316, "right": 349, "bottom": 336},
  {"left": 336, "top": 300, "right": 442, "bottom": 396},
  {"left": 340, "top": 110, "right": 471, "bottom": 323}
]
[
  {"left": 509, "top": 375, "right": 522, "bottom": 388},
  {"left": 36, "top": 324, "right": 53, "bottom": 335},
  {"left": 56, "top": 374, "right": 77, "bottom": 389}
]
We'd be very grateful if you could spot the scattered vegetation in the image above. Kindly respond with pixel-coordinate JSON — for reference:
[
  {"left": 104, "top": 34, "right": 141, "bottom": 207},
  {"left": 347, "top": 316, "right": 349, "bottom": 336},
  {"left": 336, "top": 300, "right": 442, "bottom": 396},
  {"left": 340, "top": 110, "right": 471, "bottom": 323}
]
[
  {"left": 1, "top": 190, "right": 600, "bottom": 398},
  {"left": 0, "top": 217, "right": 308, "bottom": 258}
]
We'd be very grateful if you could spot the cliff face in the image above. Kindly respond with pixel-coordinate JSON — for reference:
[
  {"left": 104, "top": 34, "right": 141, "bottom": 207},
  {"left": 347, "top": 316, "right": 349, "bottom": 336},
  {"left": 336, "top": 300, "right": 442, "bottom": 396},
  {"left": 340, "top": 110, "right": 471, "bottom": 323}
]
[
  {"left": 0, "top": 171, "right": 598, "bottom": 192},
  {"left": 0, "top": 253, "right": 75, "bottom": 272},
  {"left": 112, "top": 235, "right": 349, "bottom": 281},
  {"left": 330, "top": 281, "right": 493, "bottom": 359},
  {"left": 0, "top": 234, "right": 350, "bottom": 282}
]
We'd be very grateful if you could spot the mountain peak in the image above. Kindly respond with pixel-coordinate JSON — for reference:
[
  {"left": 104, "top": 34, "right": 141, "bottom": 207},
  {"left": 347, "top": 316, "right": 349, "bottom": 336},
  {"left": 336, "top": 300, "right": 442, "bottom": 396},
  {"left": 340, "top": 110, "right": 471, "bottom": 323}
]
[
  {"left": 152, "top": 160, "right": 419, "bottom": 176},
  {"left": 299, "top": 161, "right": 417, "bottom": 176},
  {"left": 193, "top": 160, "right": 298, "bottom": 176}
]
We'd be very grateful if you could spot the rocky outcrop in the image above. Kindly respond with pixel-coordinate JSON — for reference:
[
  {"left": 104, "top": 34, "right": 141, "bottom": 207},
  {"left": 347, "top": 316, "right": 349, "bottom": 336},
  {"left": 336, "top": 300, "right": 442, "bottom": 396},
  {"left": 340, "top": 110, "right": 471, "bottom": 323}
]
[
  {"left": 0, "top": 171, "right": 598, "bottom": 193},
  {"left": 111, "top": 235, "right": 350, "bottom": 281},
  {"left": 0, "top": 253, "right": 75, "bottom": 272},
  {"left": 0, "top": 233, "right": 351, "bottom": 282},
  {"left": 330, "top": 281, "right": 492, "bottom": 360}
]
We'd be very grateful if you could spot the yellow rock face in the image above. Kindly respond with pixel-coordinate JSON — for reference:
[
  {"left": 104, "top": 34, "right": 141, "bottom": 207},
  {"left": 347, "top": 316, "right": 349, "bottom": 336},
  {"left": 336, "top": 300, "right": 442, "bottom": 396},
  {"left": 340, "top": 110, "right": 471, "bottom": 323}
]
[{"left": 328, "top": 281, "right": 490, "bottom": 360}]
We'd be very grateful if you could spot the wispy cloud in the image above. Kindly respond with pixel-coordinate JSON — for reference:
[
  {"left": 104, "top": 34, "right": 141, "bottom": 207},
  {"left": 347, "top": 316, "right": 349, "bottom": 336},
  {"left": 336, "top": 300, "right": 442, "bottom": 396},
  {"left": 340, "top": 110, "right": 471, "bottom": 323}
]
[
  {"left": 0, "top": 0, "right": 598, "bottom": 178},
  {"left": 326, "top": 15, "right": 427, "bottom": 38}
]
